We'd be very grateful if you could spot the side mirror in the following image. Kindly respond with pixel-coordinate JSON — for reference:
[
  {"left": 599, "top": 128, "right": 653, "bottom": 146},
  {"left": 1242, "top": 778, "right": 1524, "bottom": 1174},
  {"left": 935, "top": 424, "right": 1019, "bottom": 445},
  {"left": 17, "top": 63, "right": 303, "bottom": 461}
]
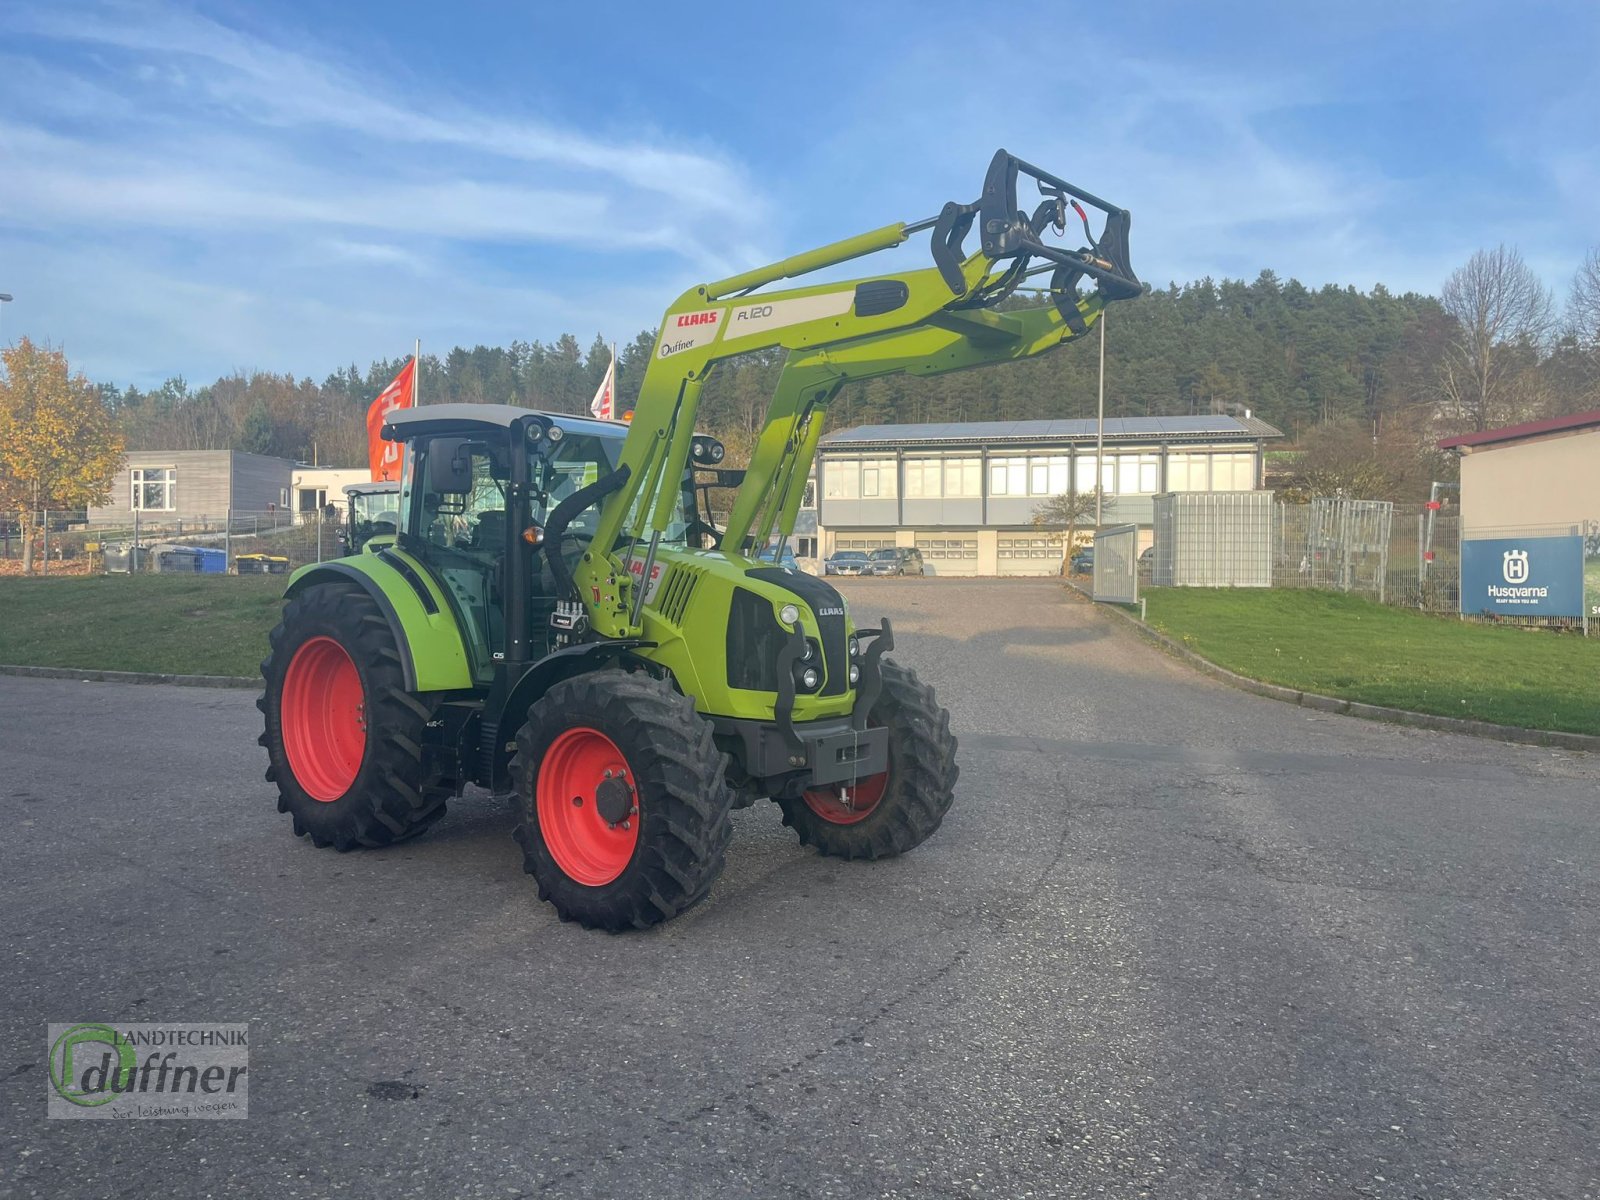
[
  {"left": 700, "top": 467, "right": 745, "bottom": 488},
  {"left": 426, "top": 437, "right": 474, "bottom": 494}
]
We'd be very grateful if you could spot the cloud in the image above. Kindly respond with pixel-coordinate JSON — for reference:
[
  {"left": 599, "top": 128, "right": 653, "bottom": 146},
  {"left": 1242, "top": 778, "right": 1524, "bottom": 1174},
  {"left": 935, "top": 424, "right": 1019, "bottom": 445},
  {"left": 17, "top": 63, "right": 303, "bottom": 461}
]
[{"left": 0, "top": 1, "right": 777, "bottom": 383}]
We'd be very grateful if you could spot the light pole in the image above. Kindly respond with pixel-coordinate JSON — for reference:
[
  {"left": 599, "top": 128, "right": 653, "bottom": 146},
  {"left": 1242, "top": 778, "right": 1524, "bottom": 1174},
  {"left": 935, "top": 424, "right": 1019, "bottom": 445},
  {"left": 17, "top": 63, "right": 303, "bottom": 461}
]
[
  {"left": 0, "top": 294, "right": 11, "bottom": 343},
  {"left": 1095, "top": 306, "right": 1106, "bottom": 526}
]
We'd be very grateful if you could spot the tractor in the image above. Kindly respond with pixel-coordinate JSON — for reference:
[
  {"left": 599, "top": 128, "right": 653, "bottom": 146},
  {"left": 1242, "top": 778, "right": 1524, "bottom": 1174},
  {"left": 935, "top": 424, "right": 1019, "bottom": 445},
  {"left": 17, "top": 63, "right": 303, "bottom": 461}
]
[
  {"left": 258, "top": 150, "right": 1142, "bottom": 930},
  {"left": 340, "top": 480, "right": 401, "bottom": 555}
]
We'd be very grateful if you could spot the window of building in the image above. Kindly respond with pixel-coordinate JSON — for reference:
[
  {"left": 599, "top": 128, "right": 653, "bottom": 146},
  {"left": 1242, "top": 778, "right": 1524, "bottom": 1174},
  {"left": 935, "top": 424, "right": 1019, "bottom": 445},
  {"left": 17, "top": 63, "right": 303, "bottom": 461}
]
[
  {"left": 1073, "top": 454, "right": 1097, "bottom": 494},
  {"left": 859, "top": 457, "right": 896, "bottom": 499},
  {"left": 903, "top": 458, "right": 943, "bottom": 498},
  {"left": 836, "top": 535, "right": 896, "bottom": 551},
  {"left": 297, "top": 487, "right": 328, "bottom": 513},
  {"left": 823, "top": 459, "right": 859, "bottom": 499},
  {"left": 943, "top": 458, "right": 981, "bottom": 498},
  {"left": 1028, "top": 455, "right": 1071, "bottom": 496},
  {"left": 998, "top": 534, "right": 1065, "bottom": 559},
  {"left": 989, "top": 456, "right": 1026, "bottom": 496},
  {"left": 131, "top": 467, "right": 176, "bottom": 511},
  {"left": 1212, "top": 452, "right": 1257, "bottom": 490},
  {"left": 1168, "top": 453, "right": 1205, "bottom": 491},
  {"left": 916, "top": 535, "right": 978, "bottom": 560}
]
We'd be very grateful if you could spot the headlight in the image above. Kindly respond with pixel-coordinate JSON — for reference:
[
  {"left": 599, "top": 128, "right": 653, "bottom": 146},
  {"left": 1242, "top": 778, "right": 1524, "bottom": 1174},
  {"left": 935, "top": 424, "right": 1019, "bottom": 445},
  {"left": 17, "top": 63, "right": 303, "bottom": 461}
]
[
  {"left": 849, "top": 664, "right": 860, "bottom": 684},
  {"left": 848, "top": 636, "right": 860, "bottom": 658},
  {"left": 800, "top": 641, "right": 814, "bottom": 661},
  {"left": 801, "top": 667, "right": 820, "bottom": 690},
  {"left": 779, "top": 603, "right": 800, "bottom": 625}
]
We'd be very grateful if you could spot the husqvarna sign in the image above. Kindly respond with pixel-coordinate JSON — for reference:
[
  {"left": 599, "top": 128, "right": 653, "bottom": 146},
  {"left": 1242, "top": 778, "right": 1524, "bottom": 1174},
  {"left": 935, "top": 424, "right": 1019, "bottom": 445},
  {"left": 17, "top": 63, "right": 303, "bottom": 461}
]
[{"left": 1460, "top": 535, "right": 1584, "bottom": 617}]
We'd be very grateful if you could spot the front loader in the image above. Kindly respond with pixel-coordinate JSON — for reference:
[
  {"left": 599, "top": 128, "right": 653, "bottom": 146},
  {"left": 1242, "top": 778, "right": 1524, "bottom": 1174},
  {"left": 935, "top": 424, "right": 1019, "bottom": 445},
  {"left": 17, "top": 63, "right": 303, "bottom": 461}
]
[{"left": 258, "top": 150, "right": 1142, "bottom": 930}]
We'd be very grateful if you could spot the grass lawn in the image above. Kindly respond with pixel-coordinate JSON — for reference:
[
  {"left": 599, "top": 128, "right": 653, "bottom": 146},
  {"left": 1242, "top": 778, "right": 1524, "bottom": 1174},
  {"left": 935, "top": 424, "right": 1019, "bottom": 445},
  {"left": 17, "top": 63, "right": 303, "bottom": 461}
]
[
  {"left": 0, "top": 575, "right": 284, "bottom": 678},
  {"left": 1140, "top": 587, "right": 1600, "bottom": 736}
]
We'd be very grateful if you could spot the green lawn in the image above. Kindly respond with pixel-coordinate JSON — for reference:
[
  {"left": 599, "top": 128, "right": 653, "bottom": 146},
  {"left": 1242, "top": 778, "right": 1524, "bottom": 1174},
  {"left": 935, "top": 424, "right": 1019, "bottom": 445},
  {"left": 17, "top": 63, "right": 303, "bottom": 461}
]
[
  {"left": 0, "top": 575, "right": 283, "bottom": 677},
  {"left": 1141, "top": 587, "right": 1600, "bottom": 736}
]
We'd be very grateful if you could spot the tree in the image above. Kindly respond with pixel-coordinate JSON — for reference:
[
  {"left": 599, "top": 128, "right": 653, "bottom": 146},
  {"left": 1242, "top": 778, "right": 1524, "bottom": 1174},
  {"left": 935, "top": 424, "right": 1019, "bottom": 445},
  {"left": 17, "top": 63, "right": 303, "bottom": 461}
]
[
  {"left": 1439, "top": 245, "right": 1554, "bottom": 432},
  {"left": 0, "top": 339, "right": 126, "bottom": 574},
  {"left": 1570, "top": 247, "right": 1600, "bottom": 349},
  {"left": 1031, "top": 487, "right": 1111, "bottom": 574}
]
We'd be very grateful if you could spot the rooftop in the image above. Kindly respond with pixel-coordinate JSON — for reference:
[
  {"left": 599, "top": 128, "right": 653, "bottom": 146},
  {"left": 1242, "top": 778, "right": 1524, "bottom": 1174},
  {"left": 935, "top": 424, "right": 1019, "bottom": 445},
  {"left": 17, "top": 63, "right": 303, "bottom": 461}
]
[
  {"left": 383, "top": 403, "right": 625, "bottom": 440},
  {"left": 820, "top": 415, "right": 1282, "bottom": 448},
  {"left": 1438, "top": 408, "right": 1600, "bottom": 451}
]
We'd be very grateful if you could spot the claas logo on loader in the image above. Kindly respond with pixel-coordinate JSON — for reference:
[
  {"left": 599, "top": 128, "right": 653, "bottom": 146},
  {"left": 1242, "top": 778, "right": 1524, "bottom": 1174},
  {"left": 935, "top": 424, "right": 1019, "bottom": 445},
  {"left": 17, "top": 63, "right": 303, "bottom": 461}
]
[{"left": 675, "top": 310, "right": 719, "bottom": 328}]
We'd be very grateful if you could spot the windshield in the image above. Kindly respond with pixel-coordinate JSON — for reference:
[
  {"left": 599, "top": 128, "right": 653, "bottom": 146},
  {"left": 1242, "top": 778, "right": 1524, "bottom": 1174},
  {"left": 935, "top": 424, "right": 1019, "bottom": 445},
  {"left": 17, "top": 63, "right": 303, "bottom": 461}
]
[
  {"left": 543, "top": 430, "right": 693, "bottom": 550},
  {"left": 869, "top": 549, "right": 897, "bottom": 561},
  {"left": 832, "top": 551, "right": 868, "bottom": 561}
]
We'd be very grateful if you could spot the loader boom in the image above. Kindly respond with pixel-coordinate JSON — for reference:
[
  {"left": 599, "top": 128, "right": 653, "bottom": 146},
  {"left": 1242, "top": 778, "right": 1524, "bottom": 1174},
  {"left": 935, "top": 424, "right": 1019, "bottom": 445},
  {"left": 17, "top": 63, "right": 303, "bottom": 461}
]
[{"left": 573, "top": 149, "right": 1142, "bottom": 639}]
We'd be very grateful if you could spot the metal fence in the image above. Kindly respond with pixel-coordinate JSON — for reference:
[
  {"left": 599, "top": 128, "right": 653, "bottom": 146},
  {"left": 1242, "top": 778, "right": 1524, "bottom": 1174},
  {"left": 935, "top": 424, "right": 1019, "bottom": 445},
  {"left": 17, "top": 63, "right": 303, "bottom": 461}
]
[
  {"left": 1139, "top": 495, "right": 1598, "bottom": 633},
  {"left": 1151, "top": 492, "right": 1274, "bottom": 587},
  {"left": 1091, "top": 523, "right": 1139, "bottom": 604},
  {"left": 2, "top": 510, "right": 345, "bottom": 576}
]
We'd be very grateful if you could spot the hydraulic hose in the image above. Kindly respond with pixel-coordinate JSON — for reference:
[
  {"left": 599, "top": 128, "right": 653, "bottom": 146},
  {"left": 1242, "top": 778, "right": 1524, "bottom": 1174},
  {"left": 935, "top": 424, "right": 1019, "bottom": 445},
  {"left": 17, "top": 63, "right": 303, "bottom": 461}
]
[{"left": 542, "top": 464, "right": 631, "bottom": 603}]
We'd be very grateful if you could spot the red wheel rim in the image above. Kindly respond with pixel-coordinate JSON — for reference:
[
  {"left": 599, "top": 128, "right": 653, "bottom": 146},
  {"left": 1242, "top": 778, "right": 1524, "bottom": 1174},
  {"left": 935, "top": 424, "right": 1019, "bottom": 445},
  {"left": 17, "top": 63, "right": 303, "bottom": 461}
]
[
  {"left": 537, "top": 727, "right": 639, "bottom": 886},
  {"left": 802, "top": 767, "right": 889, "bottom": 826},
  {"left": 281, "top": 636, "right": 366, "bottom": 802}
]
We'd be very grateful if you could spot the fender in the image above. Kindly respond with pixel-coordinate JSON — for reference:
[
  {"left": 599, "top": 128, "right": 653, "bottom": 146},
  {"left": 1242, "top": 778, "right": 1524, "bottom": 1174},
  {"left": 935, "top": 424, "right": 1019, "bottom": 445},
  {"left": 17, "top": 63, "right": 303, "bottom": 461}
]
[
  {"left": 284, "top": 555, "right": 475, "bottom": 693},
  {"left": 480, "top": 640, "right": 653, "bottom": 791}
]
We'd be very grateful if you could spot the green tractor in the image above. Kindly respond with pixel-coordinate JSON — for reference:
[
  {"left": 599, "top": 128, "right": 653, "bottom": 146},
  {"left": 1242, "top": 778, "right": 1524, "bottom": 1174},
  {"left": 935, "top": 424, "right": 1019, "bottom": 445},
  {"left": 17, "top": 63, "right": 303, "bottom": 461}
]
[
  {"left": 258, "top": 150, "right": 1141, "bottom": 930},
  {"left": 339, "top": 480, "right": 401, "bottom": 555}
]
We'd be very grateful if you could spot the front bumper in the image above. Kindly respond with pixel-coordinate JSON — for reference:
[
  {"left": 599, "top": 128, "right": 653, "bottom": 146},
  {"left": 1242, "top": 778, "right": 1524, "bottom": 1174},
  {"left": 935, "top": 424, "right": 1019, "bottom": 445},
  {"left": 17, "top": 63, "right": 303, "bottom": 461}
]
[{"left": 711, "top": 619, "right": 895, "bottom": 789}]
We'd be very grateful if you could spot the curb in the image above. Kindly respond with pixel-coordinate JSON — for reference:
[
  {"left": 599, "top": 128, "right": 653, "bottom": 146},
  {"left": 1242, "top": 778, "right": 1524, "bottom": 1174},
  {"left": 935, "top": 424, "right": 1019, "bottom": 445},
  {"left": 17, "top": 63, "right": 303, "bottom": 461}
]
[
  {"left": 0, "top": 664, "right": 258, "bottom": 690},
  {"left": 1065, "top": 583, "right": 1600, "bottom": 755}
]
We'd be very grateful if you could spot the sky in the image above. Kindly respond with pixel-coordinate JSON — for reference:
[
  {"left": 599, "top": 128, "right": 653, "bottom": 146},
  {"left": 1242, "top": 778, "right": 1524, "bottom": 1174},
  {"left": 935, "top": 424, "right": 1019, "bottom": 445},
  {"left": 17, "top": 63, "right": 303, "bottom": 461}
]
[{"left": 2, "top": 0, "right": 1597, "bottom": 389}]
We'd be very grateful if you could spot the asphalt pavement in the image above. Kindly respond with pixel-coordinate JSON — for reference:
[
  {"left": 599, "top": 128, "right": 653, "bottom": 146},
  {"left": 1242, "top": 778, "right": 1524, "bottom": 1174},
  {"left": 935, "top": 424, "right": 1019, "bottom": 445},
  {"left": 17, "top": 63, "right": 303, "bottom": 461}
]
[{"left": 3, "top": 578, "right": 1598, "bottom": 1198}]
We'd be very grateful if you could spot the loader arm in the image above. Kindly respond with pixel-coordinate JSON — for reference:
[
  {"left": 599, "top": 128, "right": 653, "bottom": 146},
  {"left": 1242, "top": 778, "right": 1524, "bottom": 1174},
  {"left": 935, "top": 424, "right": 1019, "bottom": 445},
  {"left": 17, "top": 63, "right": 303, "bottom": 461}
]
[{"left": 574, "top": 149, "right": 1142, "bottom": 639}]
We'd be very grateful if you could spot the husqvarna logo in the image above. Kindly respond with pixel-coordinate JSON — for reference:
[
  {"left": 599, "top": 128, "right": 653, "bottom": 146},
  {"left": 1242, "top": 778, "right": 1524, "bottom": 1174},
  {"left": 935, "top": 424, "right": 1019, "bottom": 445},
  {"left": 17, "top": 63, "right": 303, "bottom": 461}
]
[{"left": 1502, "top": 550, "right": 1530, "bottom": 584}]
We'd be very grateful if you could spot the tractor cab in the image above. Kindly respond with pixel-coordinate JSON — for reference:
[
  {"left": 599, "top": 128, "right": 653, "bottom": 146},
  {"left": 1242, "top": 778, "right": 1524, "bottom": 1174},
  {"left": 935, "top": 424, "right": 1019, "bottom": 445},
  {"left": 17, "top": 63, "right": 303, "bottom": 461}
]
[{"left": 340, "top": 481, "right": 401, "bottom": 554}]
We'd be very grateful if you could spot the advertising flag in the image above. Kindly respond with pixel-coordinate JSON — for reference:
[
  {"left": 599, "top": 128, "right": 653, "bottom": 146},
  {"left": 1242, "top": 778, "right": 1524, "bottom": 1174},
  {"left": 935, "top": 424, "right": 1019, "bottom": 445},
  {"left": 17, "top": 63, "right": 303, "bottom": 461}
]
[
  {"left": 589, "top": 350, "right": 616, "bottom": 421},
  {"left": 366, "top": 357, "right": 417, "bottom": 481}
]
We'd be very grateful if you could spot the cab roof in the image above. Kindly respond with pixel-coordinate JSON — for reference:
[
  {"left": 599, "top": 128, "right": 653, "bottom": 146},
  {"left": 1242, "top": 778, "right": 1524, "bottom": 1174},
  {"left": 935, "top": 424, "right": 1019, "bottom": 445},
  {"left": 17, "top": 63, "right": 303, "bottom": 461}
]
[
  {"left": 342, "top": 481, "right": 401, "bottom": 497},
  {"left": 382, "top": 403, "right": 627, "bottom": 442}
]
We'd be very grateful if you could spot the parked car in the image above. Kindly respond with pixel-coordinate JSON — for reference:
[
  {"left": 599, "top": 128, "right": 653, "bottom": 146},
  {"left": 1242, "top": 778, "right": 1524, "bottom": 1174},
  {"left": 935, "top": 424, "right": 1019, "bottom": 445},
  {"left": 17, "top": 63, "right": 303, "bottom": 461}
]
[
  {"left": 824, "top": 550, "right": 872, "bottom": 576},
  {"left": 864, "top": 546, "right": 925, "bottom": 576},
  {"left": 756, "top": 544, "right": 801, "bottom": 572},
  {"left": 1069, "top": 548, "right": 1094, "bottom": 575}
]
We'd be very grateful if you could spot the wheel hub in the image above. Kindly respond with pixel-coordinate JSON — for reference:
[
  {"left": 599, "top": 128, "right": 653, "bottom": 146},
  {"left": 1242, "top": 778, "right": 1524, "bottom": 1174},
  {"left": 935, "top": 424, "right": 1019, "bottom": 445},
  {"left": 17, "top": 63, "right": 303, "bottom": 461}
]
[{"left": 595, "top": 773, "right": 634, "bottom": 825}]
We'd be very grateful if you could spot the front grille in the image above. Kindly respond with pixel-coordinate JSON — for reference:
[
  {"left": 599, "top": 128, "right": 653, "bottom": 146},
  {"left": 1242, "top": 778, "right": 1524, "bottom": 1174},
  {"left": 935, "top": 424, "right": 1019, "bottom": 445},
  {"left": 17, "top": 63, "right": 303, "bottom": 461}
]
[
  {"left": 725, "top": 587, "right": 785, "bottom": 691},
  {"left": 654, "top": 563, "right": 703, "bottom": 626}
]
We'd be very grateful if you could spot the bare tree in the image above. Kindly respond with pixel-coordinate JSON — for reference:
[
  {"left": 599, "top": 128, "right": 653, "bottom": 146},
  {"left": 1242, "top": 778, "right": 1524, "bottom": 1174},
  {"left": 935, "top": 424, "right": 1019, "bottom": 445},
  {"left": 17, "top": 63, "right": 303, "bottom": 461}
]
[
  {"left": 1032, "top": 487, "right": 1110, "bottom": 574},
  {"left": 1570, "top": 247, "right": 1600, "bottom": 348},
  {"left": 1439, "top": 245, "right": 1554, "bottom": 431}
]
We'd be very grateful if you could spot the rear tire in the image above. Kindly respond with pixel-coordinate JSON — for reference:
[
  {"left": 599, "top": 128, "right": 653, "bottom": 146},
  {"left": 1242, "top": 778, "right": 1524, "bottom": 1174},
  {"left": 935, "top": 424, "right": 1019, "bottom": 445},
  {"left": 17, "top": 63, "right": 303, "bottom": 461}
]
[
  {"left": 512, "top": 672, "right": 734, "bottom": 931},
  {"left": 776, "top": 658, "right": 957, "bottom": 859},
  {"left": 258, "top": 584, "right": 447, "bottom": 849}
]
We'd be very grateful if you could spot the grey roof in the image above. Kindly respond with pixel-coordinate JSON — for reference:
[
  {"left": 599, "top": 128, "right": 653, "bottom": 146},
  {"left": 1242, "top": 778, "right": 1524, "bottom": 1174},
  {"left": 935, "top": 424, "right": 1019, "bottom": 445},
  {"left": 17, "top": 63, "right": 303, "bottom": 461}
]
[
  {"left": 820, "top": 415, "right": 1282, "bottom": 448},
  {"left": 384, "top": 403, "right": 625, "bottom": 440}
]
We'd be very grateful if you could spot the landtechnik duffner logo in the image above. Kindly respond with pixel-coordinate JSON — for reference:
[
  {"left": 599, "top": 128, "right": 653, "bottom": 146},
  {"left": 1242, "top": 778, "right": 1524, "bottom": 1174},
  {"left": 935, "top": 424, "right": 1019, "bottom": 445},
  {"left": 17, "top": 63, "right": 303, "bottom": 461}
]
[{"left": 47, "top": 1023, "right": 249, "bottom": 1119}]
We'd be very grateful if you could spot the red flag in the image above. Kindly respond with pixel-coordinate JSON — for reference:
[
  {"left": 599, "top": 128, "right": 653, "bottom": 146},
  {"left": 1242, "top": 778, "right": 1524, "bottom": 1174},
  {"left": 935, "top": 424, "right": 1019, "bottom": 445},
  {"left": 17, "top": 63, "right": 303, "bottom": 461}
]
[{"left": 367, "top": 357, "right": 416, "bottom": 481}]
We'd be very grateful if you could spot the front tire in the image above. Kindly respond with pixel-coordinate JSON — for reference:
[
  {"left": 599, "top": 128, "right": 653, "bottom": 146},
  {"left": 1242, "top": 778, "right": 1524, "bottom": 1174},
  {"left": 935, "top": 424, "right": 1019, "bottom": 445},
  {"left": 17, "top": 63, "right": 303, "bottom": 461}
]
[
  {"left": 776, "top": 659, "right": 958, "bottom": 859},
  {"left": 258, "top": 584, "right": 447, "bottom": 849},
  {"left": 512, "top": 672, "right": 734, "bottom": 931}
]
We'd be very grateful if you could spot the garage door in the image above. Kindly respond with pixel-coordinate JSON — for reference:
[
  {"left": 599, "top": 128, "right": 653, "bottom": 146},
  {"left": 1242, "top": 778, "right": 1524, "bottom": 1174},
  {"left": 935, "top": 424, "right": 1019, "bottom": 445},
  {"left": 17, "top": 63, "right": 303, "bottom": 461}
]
[
  {"left": 915, "top": 535, "right": 979, "bottom": 577},
  {"left": 997, "top": 533, "right": 1064, "bottom": 576}
]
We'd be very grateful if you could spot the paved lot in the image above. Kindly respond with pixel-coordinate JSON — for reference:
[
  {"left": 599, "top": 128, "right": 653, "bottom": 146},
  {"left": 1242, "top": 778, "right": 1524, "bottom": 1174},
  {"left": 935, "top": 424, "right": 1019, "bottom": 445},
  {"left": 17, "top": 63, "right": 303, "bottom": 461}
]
[{"left": 3, "top": 578, "right": 1599, "bottom": 1198}]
